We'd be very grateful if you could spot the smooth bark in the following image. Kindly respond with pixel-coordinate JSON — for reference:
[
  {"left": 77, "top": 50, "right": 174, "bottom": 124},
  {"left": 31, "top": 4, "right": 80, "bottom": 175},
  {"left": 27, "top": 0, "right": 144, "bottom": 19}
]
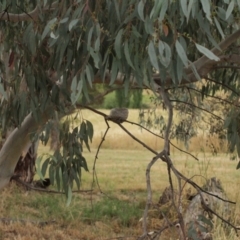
[{"left": 0, "top": 109, "right": 52, "bottom": 190}]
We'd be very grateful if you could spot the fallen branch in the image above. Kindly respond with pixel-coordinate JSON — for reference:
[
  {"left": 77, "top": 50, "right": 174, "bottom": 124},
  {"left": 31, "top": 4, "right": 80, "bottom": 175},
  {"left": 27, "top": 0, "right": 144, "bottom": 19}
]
[{"left": 12, "top": 177, "right": 92, "bottom": 194}]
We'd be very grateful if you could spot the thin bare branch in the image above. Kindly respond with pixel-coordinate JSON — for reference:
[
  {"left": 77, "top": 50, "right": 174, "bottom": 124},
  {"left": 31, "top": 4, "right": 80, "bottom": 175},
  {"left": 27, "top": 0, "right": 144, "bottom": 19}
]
[
  {"left": 170, "top": 99, "right": 224, "bottom": 121},
  {"left": 175, "top": 86, "right": 240, "bottom": 109},
  {"left": 91, "top": 118, "right": 110, "bottom": 195},
  {"left": 126, "top": 120, "right": 199, "bottom": 161},
  {"left": 12, "top": 177, "right": 92, "bottom": 194},
  {"left": 205, "top": 77, "right": 240, "bottom": 96}
]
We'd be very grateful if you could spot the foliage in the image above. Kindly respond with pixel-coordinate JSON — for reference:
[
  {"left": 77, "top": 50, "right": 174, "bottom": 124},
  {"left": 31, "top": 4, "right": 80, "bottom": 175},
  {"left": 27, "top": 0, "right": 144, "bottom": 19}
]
[{"left": 1, "top": 0, "right": 240, "bottom": 237}]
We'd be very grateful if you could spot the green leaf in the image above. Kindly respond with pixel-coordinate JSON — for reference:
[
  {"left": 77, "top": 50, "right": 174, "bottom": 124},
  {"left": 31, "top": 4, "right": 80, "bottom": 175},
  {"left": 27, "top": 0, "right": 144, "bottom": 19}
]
[
  {"left": 175, "top": 39, "right": 188, "bottom": 67},
  {"left": 50, "top": 31, "right": 59, "bottom": 39},
  {"left": 124, "top": 41, "right": 135, "bottom": 69},
  {"left": 94, "top": 36, "right": 100, "bottom": 52},
  {"left": 60, "top": 17, "right": 69, "bottom": 24},
  {"left": 36, "top": 156, "right": 44, "bottom": 180},
  {"left": 87, "top": 26, "right": 94, "bottom": 51},
  {"left": 113, "top": 0, "right": 121, "bottom": 22},
  {"left": 86, "top": 120, "right": 94, "bottom": 142},
  {"left": 177, "top": 54, "right": 183, "bottom": 83},
  {"left": 85, "top": 64, "right": 94, "bottom": 88},
  {"left": 189, "top": 61, "right": 201, "bottom": 81},
  {"left": 41, "top": 158, "right": 50, "bottom": 177},
  {"left": 148, "top": 41, "right": 159, "bottom": 71},
  {"left": 200, "top": 0, "right": 212, "bottom": 22},
  {"left": 69, "top": 19, "right": 79, "bottom": 31},
  {"left": 213, "top": 17, "right": 225, "bottom": 39},
  {"left": 42, "top": 18, "right": 57, "bottom": 40},
  {"left": 195, "top": 43, "right": 220, "bottom": 61},
  {"left": 81, "top": 156, "right": 89, "bottom": 172},
  {"left": 226, "top": 0, "right": 234, "bottom": 20},
  {"left": 150, "top": 1, "right": 162, "bottom": 19},
  {"left": 90, "top": 47, "right": 101, "bottom": 69},
  {"left": 158, "top": 41, "right": 171, "bottom": 67},
  {"left": 114, "top": 29, "right": 123, "bottom": 59},
  {"left": 66, "top": 186, "right": 72, "bottom": 207},
  {"left": 187, "top": 0, "right": 194, "bottom": 21},
  {"left": 159, "top": 1, "right": 168, "bottom": 21},
  {"left": 49, "top": 164, "right": 55, "bottom": 186},
  {"left": 70, "top": 76, "right": 77, "bottom": 103},
  {"left": 56, "top": 166, "right": 62, "bottom": 191},
  {"left": 144, "top": 16, "right": 154, "bottom": 34},
  {"left": 110, "top": 58, "right": 119, "bottom": 85},
  {"left": 138, "top": 0, "right": 145, "bottom": 21},
  {"left": 181, "top": 0, "right": 188, "bottom": 17}
]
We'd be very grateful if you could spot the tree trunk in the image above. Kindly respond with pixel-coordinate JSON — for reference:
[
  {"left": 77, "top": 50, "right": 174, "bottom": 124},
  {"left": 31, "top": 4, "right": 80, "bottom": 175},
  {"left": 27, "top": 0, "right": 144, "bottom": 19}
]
[
  {"left": 13, "top": 141, "right": 39, "bottom": 183},
  {"left": 0, "top": 109, "right": 52, "bottom": 191}
]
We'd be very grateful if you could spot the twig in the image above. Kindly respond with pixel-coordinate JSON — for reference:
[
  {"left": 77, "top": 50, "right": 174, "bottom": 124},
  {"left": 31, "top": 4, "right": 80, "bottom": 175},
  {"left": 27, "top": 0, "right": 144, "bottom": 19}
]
[
  {"left": 170, "top": 99, "right": 224, "bottom": 121},
  {"left": 186, "top": 86, "right": 240, "bottom": 108},
  {"left": 117, "top": 123, "right": 158, "bottom": 155},
  {"left": 205, "top": 77, "right": 240, "bottom": 97},
  {"left": 126, "top": 120, "right": 199, "bottom": 161},
  {"left": 199, "top": 195, "right": 240, "bottom": 235},
  {"left": 91, "top": 118, "right": 110, "bottom": 198},
  {"left": 159, "top": 88, "right": 186, "bottom": 240},
  {"left": 139, "top": 151, "right": 165, "bottom": 239}
]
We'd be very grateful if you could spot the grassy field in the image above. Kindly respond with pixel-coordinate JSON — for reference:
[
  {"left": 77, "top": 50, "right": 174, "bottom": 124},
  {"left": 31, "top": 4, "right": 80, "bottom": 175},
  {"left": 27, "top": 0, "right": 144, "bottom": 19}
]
[{"left": 0, "top": 109, "right": 239, "bottom": 239}]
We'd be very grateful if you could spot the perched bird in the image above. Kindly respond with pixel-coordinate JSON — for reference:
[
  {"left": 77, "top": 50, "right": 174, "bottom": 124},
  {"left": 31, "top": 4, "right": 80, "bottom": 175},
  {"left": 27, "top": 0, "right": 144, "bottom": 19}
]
[{"left": 105, "top": 108, "right": 129, "bottom": 123}]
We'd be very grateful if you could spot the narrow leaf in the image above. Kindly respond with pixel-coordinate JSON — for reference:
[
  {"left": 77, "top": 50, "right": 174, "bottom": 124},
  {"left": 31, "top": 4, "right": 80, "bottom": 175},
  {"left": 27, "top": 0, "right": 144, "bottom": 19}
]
[
  {"left": 200, "top": 0, "right": 212, "bottom": 22},
  {"left": 41, "top": 158, "right": 50, "bottom": 177},
  {"left": 110, "top": 58, "right": 119, "bottom": 85},
  {"left": 42, "top": 18, "right": 57, "bottom": 40},
  {"left": 226, "top": 0, "right": 234, "bottom": 19},
  {"left": 175, "top": 40, "right": 188, "bottom": 67},
  {"left": 138, "top": 0, "right": 145, "bottom": 21},
  {"left": 86, "top": 120, "right": 94, "bottom": 142},
  {"left": 180, "top": 0, "right": 188, "bottom": 17},
  {"left": 66, "top": 186, "right": 72, "bottom": 206},
  {"left": 85, "top": 64, "right": 94, "bottom": 88},
  {"left": 148, "top": 41, "right": 159, "bottom": 71},
  {"left": 159, "top": 0, "right": 168, "bottom": 21},
  {"left": 195, "top": 43, "right": 220, "bottom": 61},
  {"left": 213, "top": 17, "right": 225, "bottom": 39},
  {"left": 124, "top": 41, "right": 135, "bottom": 69},
  {"left": 69, "top": 19, "right": 79, "bottom": 31},
  {"left": 114, "top": 29, "right": 123, "bottom": 59}
]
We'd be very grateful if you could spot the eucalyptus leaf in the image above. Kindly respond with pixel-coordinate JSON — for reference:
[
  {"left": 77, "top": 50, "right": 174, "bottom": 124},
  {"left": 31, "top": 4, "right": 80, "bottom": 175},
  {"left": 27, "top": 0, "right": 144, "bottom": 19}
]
[
  {"left": 226, "top": 0, "right": 234, "bottom": 20},
  {"left": 195, "top": 43, "right": 220, "bottom": 61},
  {"left": 175, "top": 40, "right": 188, "bottom": 67},
  {"left": 114, "top": 29, "right": 123, "bottom": 59},
  {"left": 148, "top": 41, "right": 159, "bottom": 71}
]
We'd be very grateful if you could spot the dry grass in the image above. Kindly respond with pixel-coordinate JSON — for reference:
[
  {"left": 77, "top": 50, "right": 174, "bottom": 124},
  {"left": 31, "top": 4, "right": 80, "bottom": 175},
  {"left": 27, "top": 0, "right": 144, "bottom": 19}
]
[{"left": 0, "top": 109, "right": 239, "bottom": 239}]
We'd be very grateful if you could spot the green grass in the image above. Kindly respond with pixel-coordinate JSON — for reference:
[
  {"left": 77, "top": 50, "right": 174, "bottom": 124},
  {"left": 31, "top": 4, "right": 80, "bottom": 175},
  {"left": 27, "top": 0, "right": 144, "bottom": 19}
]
[
  {"left": 1, "top": 149, "right": 240, "bottom": 239},
  {"left": 81, "top": 197, "right": 142, "bottom": 227}
]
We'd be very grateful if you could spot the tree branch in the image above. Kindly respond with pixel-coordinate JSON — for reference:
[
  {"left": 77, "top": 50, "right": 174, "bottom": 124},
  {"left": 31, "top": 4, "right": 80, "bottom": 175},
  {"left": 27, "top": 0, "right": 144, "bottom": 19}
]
[
  {"left": 0, "top": 2, "right": 58, "bottom": 22},
  {"left": 170, "top": 99, "right": 224, "bottom": 121}
]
